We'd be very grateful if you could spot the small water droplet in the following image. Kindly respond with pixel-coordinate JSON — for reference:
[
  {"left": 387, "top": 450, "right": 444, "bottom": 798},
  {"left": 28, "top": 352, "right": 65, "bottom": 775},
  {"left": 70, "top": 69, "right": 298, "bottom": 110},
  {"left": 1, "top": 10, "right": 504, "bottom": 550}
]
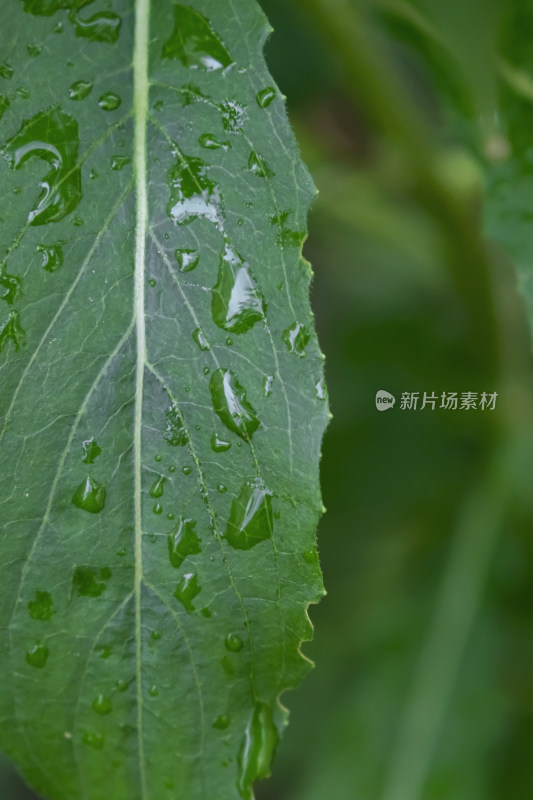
[
  {"left": 0, "top": 94, "right": 10, "bottom": 121},
  {"left": 167, "top": 512, "right": 176, "bottom": 520},
  {"left": 237, "top": 703, "right": 279, "bottom": 798},
  {"left": 263, "top": 375, "right": 274, "bottom": 397},
  {"left": 169, "top": 464, "right": 176, "bottom": 473},
  {"left": 111, "top": 155, "right": 131, "bottom": 171},
  {"left": 182, "top": 465, "right": 192, "bottom": 475},
  {"left": 174, "top": 248, "right": 199, "bottom": 272},
  {"left": 0, "top": 63, "right": 13, "bottom": 80},
  {"left": 82, "top": 437, "right": 101, "bottom": 464},
  {"left": 27, "top": 45, "right": 41, "bottom": 58},
  {"left": 72, "top": 476, "right": 106, "bottom": 514},
  {"left": 16, "top": 87, "right": 30, "bottom": 100},
  {"left": 73, "top": 566, "right": 111, "bottom": 597},
  {"left": 28, "top": 590, "right": 55, "bottom": 621},
  {"left": 217, "top": 483, "right": 227, "bottom": 493},
  {"left": 282, "top": 322, "right": 310, "bottom": 357},
  {"left": 192, "top": 327, "right": 209, "bottom": 351},
  {"left": 153, "top": 503, "right": 163, "bottom": 515},
  {"left": 69, "top": 80, "right": 93, "bottom": 101},
  {"left": 256, "top": 87, "right": 276, "bottom": 108},
  {"left": 203, "top": 366, "right": 210, "bottom": 376},
  {"left": 117, "top": 678, "right": 129, "bottom": 692},
  {"left": 150, "top": 475, "right": 166, "bottom": 498},
  {"left": 220, "top": 655, "right": 235, "bottom": 676},
  {"left": 116, "top": 547, "right": 126, "bottom": 557},
  {"left": 165, "top": 403, "right": 189, "bottom": 446},
  {"left": 148, "top": 684, "right": 159, "bottom": 698},
  {"left": 92, "top": 695, "right": 112, "bottom": 715},
  {"left": 213, "top": 714, "right": 230, "bottom": 730},
  {"left": 225, "top": 633, "right": 243, "bottom": 652},
  {"left": 82, "top": 731, "right": 105, "bottom": 750},
  {"left": 98, "top": 92, "right": 121, "bottom": 111},
  {"left": 248, "top": 151, "right": 274, "bottom": 178},
  {"left": 315, "top": 378, "right": 326, "bottom": 400},
  {"left": 0, "top": 273, "right": 22, "bottom": 305},
  {"left": 201, "top": 607, "right": 212, "bottom": 618},
  {"left": 199, "top": 132, "right": 230, "bottom": 150},
  {"left": 225, "top": 337, "right": 233, "bottom": 346},
  {"left": 168, "top": 517, "right": 201, "bottom": 568},
  {"left": 212, "top": 242, "right": 266, "bottom": 334},
  {"left": 155, "top": 454, "right": 163, "bottom": 462},
  {"left": 37, "top": 241, "right": 65, "bottom": 273},
  {"left": 174, "top": 573, "right": 201, "bottom": 612},
  {"left": 162, "top": 5, "right": 233, "bottom": 71},
  {"left": 209, "top": 368, "right": 259, "bottom": 440},
  {"left": 211, "top": 434, "right": 231, "bottom": 453},
  {"left": 25, "top": 643, "right": 49, "bottom": 669},
  {"left": 148, "top": 278, "right": 156, "bottom": 287},
  {"left": 225, "top": 479, "right": 273, "bottom": 550}
]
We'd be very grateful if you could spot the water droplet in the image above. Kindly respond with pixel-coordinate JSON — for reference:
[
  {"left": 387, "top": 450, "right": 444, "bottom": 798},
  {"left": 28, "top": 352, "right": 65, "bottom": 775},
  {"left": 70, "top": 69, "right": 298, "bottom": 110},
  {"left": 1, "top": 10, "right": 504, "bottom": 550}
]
[
  {"left": 282, "top": 322, "right": 310, "bottom": 357},
  {"left": 73, "top": 566, "right": 111, "bottom": 598},
  {"left": 209, "top": 368, "right": 259, "bottom": 440},
  {"left": 217, "top": 483, "right": 227, "bottom": 493},
  {"left": 153, "top": 99, "right": 164, "bottom": 111},
  {"left": 82, "top": 731, "right": 105, "bottom": 750},
  {"left": 38, "top": 241, "right": 65, "bottom": 272},
  {"left": 213, "top": 714, "right": 230, "bottom": 730},
  {"left": 0, "top": 273, "right": 22, "bottom": 305},
  {"left": 148, "top": 278, "right": 156, "bottom": 287},
  {"left": 225, "top": 633, "right": 243, "bottom": 652},
  {"left": 263, "top": 375, "right": 274, "bottom": 397},
  {"left": 201, "top": 607, "right": 212, "bottom": 618},
  {"left": 220, "top": 100, "right": 246, "bottom": 133},
  {"left": 237, "top": 703, "right": 279, "bottom": 799},
  {"left": 162, "top": 5, "right": 233, "bottom": 71},
  {"left": 150, "top": 475, "right": 166, "bottom": 499},
  {"left": 92, "top": 695, "right": 112, "bottom": 715},
  {"left": 302, "top": 548, "right": 318, "bottom": 565},
  {"left": 5, "top": 107, "right": 82, "bottom": 225},
  {"left": 212, "top": 243, "right": 265, "bottom": 334},
  {"left": 117, "top": 547, "right": 126, "bottom": 557},
  {"left": 248, "top": 151, "right": 274, "bottom": 178},
  {"left": 111, "top": 155, "right": 131, "bottom": 171},
  {"left": 98, "top": 92, "right": 121, "bottom": 111},
  {"left": 192, "top": 327, "right": 209, "bottom": 351},
  {"left": 89, "top": 168, "right": 98, "bottom": 180},
  {"left": 174, "top": 572, "right": 201, "bottom": 612},
  {"left": 148, "top": 684, "right": 159, "bottom": 698},
  {"left": 0, "top": 63, "right": 13, "bottom": 80},
  {"left": 169, "top": 464, "right": 176, "bottom": 473},
  {"left": 225, "top": 479, "right": 273, "bottom": 551},
  {"left": 97, "top": 645, "right": 112, "bottom": 659},
  {"left": 27, "top": 44, "right": 41, "bottom": 58},
  {"left": 72, "top": 216, "right": 84, "bottom": 227},
  {"left": 167, "top": 150, "right": 222, "bottom": 228},
  {"left": 72, "top": 11, "right": 121, "bottom": 43},
  {"left": 72, "top": 476, "right": 106, "bottom": 514},
  {"left": 153, "top": 503, "right": 163, "bottom": 515},
  {"left": 220, "top": 655, "right": 235, "bottom": 676},
  {"left": 82, "top": 437, "right": 101, "bottom": 464},
  {"left": 0, "top": 94, "right": 10, "bottom": 121},
  {"left": 168, "top": 517, "right": 201, "bottom": 568},
  {"left": 226, "top": 337, "right": 233, "bottom": 346},
  {"left": 199, "top": 133, "right": 230, "bottom": 150},
  {"left": 165, "top": 403, "right": 189, "bottom": 446},
  {"left": 174, "top": 248, "right": 199, "bottom": 272},
  {"left": 25, "top": 643, "right": 49, "bottom": 669},
  {"left": 315, "top": 378, "right": 326, "bottom": 400},
  {"left": 28, "top": 590, "right": 55, "bottom": 621},
  {"left": 16, "top": 87, "right": 30, "bottom": 100},
  {"left": 117, "top": 678, "right": 129, "bottom": 692},
  {"left": 68, "top": 80, "right": 93, "bottom": 101},
  {"left": 155, "top": 454, "right": 163, "bottom": 462},
  {"left": 182, "top": 465, "right": 192, "bottom": 475},
  {"left": 256, "top": 87, "right": 276, "bottom": 108},
  {"left": 211, "top": 434, "right": 231, "bottom": 453}
]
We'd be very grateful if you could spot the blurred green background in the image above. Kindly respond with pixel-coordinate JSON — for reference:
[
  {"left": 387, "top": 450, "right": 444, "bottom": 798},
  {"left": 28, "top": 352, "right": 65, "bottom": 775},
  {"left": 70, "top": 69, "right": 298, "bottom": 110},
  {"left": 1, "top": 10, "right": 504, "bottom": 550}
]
[{"left": 4, "top": 1, "right": 533, "bottom": 798}]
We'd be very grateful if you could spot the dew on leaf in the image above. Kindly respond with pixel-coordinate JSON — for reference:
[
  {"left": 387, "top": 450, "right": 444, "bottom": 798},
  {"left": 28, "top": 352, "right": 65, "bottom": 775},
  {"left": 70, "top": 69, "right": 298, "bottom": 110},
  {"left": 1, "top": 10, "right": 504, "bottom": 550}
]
[
  {"left": 153, "top": 503, "right": 163, "bottom": 515},
  {"left": 237, "top": 703, "right": 279, "bottom": 799},
  {"left": 72, "top": 476, "right": 106, "bottom": 514},
  {"left": 0, "top": 94, "right": 10, "bottom": 120},
  {"left": 111, "top": 155, "right": 131, "bottom": 171},
  {"left": 0, "top": 63, "right": 13, "bottom": 79},
  {"left": 28, "top": 591, "right": 55, "bottom": 621},
  {"left": 73, "top": 566, "right": 111, "bottom": 598},
  {"left": 256, "top": 87, "right": 276, "bottom": 108},
  {"left": 174, "top": 572, "right": 201, "bottom": 612},
  {"left": 225, "top": 479, "right": 273, "bottom": 551},
  {"left": 148, "top": 685, "right": 159, "bottom": 698},
  {"left": 248, "top": 151, "right": 274, "bottom": 178},
  {"left": 148, "top": 278, "right": 156, "bottom": 287},
  {"left": 209, "top": 368, "right": 259, "bottom": 440},
  {"left": 217, "top": 483, "right": 227, "bottom": 493},
  {"left": 167, "top": 149, "right": 222, "bottom": 228},
  {"left": 81, "top": 437, "right": 101, "bottom": 464},
  {"left": 82, "top": 731, "right": 105, "bottom": 750},
  {"left": 174, "top": 248, "right": 199, "bottom": 272},
  {"left": 182, "top": 465, "right": 192, "bottom": 475},
  {"left": 211, "top": 242, "right": 265, "bottom": 334},
  {"left": 282, "top": 322, "right": 310, "bottom": 357},
  {"left": 92, "top": 695, "right": 112, "bottom": 716},
  {"left": 225, "top": 633, "right": 243, "bottom": 652},
  {"left": 68, "top": 80, "right": 93, "bottom": 101},
  {"left": 150, "top": 475, "right": 166, "bottom": 499},
  {"left": 38, "top": 241, "right": 65, "bottom": 272},
  {"left": 72, "top": 216, "right": 84, "bottom": 227},
  {"left": 25, "top": 643, "right": 49, "bottom": 669},
  {"left": 71, "top": 11, "right": 122, "bottom": 43},
  {"left": 155, "top": 454, "right": 163, "bottom": 462},
  {"left": 199, "top": 133, "right": 230, "bottom": 150},
  {"left": 192, "top": 327, "right": 209, "bottom": 351},
  {"left": 0, "top": 273, "right": 22, "bottom": 305},
  {"left": 98, "top": 92, "right": 121, "bottom": 111},
  {"left": 220, "top": 100, "right": 246, "bottom": 133},
  {"left": 16, "top": 87, "right": 30, "bottom": 100},
  {"left": 162, "top": 5, "right": 233, "bottom": 71},
  {"left": 167, "top": 512, "right": 175, "bottom": 520},
  {"left": 201, "top": 607, "right": 212, "bottom": 618},
  {"left": 220, "top": 656, "right": 235, "bottom": 676},
  {"left": 168, "top": 517, "right": 201, "bottom": 568},
  {"left": 164, "top": 403, "right": 189, "bottom": 446},
  {"left": 211, "top": 434, "right": 231, "bottom": 453},
  {"left": 27, "top": 44, "right": 41, "bottom": 58},
  {"left": 263, "top": 375, "right": 274, "bottom": 397},
  {"left": 213, "top": 714, "right": 231, "bottom": 730},
  {"left": 169, "top": 464, "right": 176, "bottom": 473},
  {"left": 0, "top": 311, "right": 26, "bottom": 350},
  {"left": 315, "top": 378, "right": 326, "bottom": 400}
]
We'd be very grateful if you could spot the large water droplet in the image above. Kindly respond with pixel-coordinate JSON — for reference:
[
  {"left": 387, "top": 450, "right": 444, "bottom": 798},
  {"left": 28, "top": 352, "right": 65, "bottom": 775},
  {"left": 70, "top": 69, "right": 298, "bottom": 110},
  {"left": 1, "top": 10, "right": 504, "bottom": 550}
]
[
  {"left": 38, "top": 241, "right": 65, "bottom": 272},
  {"left": 164, "top": 402, "right": 189, "bottom": 446},
  {"left": 92, "top": 694, "right": 112, "bottom": 715},
  {"left": 225, "top": 633, "right": 243, "bottom": 652},
  {"left": 211, "top": 243, "right": 265, "bottom": 334},
  {"left": 174, "top": 572, "right": 201, "bottom": 612},
  {"left": 167, "top": 149, "right": 222, "bottom": 228},
  {"left": 256, "top": 87, "right": 276, "bottom": 108},
  {"left": 168, "top": 517, "right": 201, "bottom": 568},
  {"left": 225, "top": 479, "right": 273, "bottom": 551},
  {"left": 162, "top": 5, "right": 233, "bottom": 71},
  {"left": 248, "top": 151, "right": 274, "bottom": 179},
  {"left": 28, "top": 590, "right": 55, "bottom": 621},
  {"left": 25, "top": 643, "right": 49, "bottom": 669},
  {"left": 81, "top": 437, "right": 101, "bottom": 464},
  {"left": 71, "top": 10, "right": 121, "bottom": 43},
  {"left": 98, "top": 92, "right": 121, "bottom": 111},
  {"left": 72, "top": 476, "right": 106, "bottom": 513},
  {"left": 209, "top": 369, "right": 259, "bottom": 440},
  {"left": 149, "top": 475, "right": 166, "bottom": 499},
  {"left": 211, "top": 434, "right": 231, "bottom": 453},
  {"left": 73, "top": 566, "right": 111, "bottom": 598},
  {"left": 5, "top": 107, "right": 82, "bottom": 225},
  {"left": 0, "top": 273, "right": 22, "bottom": 304},
  {"left": 237, "top": 703, "right": 279, "bottom": 799},
  {"left": 111, "top": 155, "right": 130, "bottom": 171},
  {"left": 0, "top": 311, "right": 25, "bottom": 352},
  {"left": 174, "top": 248, "right": 199, "bottom": 272},
  {"left": 68, "top": 80, "right": 93, "bottom": 101},
  {"left": 282, "top": 322, "right": 310, "bottom": 357}
]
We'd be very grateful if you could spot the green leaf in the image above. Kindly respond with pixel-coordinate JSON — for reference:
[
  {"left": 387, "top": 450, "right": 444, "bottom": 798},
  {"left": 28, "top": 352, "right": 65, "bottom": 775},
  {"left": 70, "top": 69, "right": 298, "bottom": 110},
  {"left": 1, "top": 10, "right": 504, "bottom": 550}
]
[{"left": 0, "top": 2, "right": 328, "bottom": 799}]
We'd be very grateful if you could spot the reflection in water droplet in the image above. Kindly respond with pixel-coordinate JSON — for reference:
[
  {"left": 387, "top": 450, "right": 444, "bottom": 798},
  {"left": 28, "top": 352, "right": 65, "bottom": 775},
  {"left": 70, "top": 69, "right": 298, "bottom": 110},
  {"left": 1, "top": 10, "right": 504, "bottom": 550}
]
[
  {"left": 72, "top": 476, "right": 106, "bottom": 513},
  {"left": 315, "top": 378, "right": 326, "bottom": 400},
  {"left": 111, "top": 155, "right": 130, "bottom": 171},
  {"left": 68, "top": 80, "right": 93, "bottom": 101},
  {"left": 174, "top": 572, "right": 201, "bottom": 612},
  {"left": 167, "top": 150, "right": 222, "bottom": 228},
  {"left": 5, "top": 107, "right": 82, "bottom": 225},
  {"left": 237, "top": 703, "right": 279, "bottom": 799},
  {"left": 211, "top": 243, "right": 265, "bottom": 334},
  {"left": 211, "top": 434, "right": 231, "bottom": 453},
  {"left": 225, "top": 633, "right": 243, "bottom": 652},
  {"left": 25, "top": 643, "right": 49, "bottom": 669},
  {"left": 98, "top": 92, "right": 121, "bottom": 111},
  {"left": 174, "top": 248, "right": 198, "bottom": 272},
  {"left": 217, "top": 483, "right": 227, "bottom": 493},
  {"left": 256, "top": 87, "right": 276, "bottom": 108},
  {"left": 82, "top": 436, "right": 101, "bottom": 464},
  {"left": 192, "top": 327, "right": 209, "bottom": 351},
  {"left": 82, "top": 731, "right": 105, "bottom": 750},
  {"left": 225, "top": 479, "right": 273, "bottom": 551},
  {"left": 73, "top": 566, "right": 111, "bottom": 598},
  {"left": 0, "top": 63, "right": 13, "bottom": 79},
  {"left": 220, "top": 100, "right": 246, "bottom": 133},
  {"left": 0, "top": 273, "right": 22, "bottom": 305},
  {"left": 71, "top": 10, "right": 121, "bottom": 43},
  {"left": 263, "top": 375, "right": 274, "bottom": 397},
  {"left": 199, "top": 133, "right": 230, "bottom": 150},
  {"left": 182, "top": 465, "right": 192, "bottom": 475},
  {"left": 209, "top": 369, "right": 259, "bottom": 440},
  {"left": 213, "top": 714, "right": 230, "bottom": 730},
  {"left": 282, "top": 322, "right": 310, "bottom": 357},
  {"left": 168, "top": 517, "right": 201, "bottom": 568},
  {"left": 248, "top": 151, "right": 274, "bottom": 179},
  {"left": 92, "top": 695, "right": 112, "bottom": 715},
  {"left": 28, "top": 590, "right": 55, "bottom": 621},
  {"left": 165, "top": 403, "right": 189, "bottom": 446},
  {"left": 150, "top": 475, "right": 166, "bottom": 498},
  {"left": 162, "top": 5, "right": 233, "bottom": 71},
  {"left": 38, "top": 241, "right": 65, "bottom": 272}
]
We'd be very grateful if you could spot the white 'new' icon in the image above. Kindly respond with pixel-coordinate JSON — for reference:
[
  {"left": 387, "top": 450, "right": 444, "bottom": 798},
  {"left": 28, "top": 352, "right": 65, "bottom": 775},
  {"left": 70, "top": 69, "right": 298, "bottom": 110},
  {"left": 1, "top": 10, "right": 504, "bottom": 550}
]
[{"left": 375, "top": 390, "right": 395, "bottom": 411}]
